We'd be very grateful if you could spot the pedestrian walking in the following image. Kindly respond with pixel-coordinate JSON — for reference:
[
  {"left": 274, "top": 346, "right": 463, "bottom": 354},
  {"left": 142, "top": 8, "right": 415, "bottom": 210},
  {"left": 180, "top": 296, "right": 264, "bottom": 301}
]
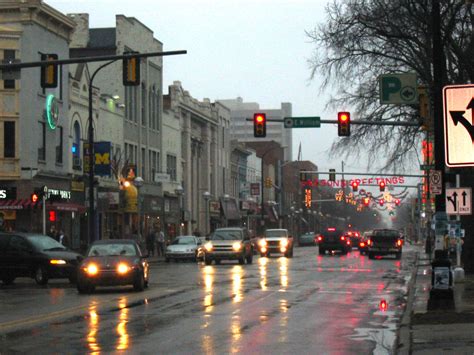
[
  {"left": 157, "top": 227, "right": 165, "bottom": 257},
  {"left": 146, "top": 228, "right": 156, "bottom": 257}
]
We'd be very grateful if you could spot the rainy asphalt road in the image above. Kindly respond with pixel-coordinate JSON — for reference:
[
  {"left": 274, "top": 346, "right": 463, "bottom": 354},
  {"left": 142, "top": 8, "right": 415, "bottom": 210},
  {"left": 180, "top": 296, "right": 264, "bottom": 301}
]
[{"left": 0, "top": 245, "right": 417, "bottom": 354}]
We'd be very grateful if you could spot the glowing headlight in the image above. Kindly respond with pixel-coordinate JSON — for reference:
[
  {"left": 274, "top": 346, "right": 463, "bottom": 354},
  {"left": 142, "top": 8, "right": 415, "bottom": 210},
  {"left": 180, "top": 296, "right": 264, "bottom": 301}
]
[
  {"left": 258, "top": 239, "right": 267, "bottom": 247},
  {"left": 204, "top": 242, "right": 213, "bottom": 252},
  {"left": 232, "top": 242, "right": 242, "bottom": 251},
  {"left": 280, "top": 239, "right": 289, "bottom": 247},
  {"left": 117, "top": 263, "right": 130, "bottom": 274},
  {"left": 85, "top": 263, "right": 98, "bottom": 275},
  {"left": 50, "top": 259, "right": 66, "bottom": 265}
]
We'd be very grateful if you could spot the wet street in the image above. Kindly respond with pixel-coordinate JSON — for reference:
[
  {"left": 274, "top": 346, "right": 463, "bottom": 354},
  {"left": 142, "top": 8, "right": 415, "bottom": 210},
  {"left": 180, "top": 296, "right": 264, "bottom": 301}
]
[{"left": 0, "top": 245, "right": 417, "bottom": 354}]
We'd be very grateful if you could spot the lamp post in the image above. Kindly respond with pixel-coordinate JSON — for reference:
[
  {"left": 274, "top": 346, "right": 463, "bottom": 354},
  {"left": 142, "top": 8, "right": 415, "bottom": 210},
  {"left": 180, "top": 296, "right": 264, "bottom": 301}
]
[
  {"left": 223, "top": 194, "right": 230, "bottom": 227},
  {"left": 133, "top": 177, "right": 144, "bottom": 238},
  {"left": 203, "top": 191, "right": 211, "bottom": 236},
  {"left": 175, "top": 185, "right": 184, "bottom": 236}
]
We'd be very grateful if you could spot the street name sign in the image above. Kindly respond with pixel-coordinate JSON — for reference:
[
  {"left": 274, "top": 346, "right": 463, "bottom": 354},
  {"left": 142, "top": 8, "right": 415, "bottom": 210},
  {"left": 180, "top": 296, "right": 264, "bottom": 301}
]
[
  {"left": 443, "top": 84, "right": 474, "bottom": 167},
  {"left": 284, "top": 116, "right": 320, "bottom": 128},
  {"left": 379, "top": 73, "right": 418, "bottom": 104},
  {"left": 429, "top": 170, "right": 442, "bottom": 195},
  {"left": 446, "top": 187, "right": 472, "bottom": 215}
]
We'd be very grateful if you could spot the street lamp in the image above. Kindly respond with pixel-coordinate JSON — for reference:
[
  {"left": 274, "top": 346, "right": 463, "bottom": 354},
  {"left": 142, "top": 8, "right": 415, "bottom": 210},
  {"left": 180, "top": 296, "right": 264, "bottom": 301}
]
[
  {"left": 203, "top": 191, "right": 211, "bottom": 236},
  {"left": 222, "top": 194, "right": 230, "bottom": 227},
  {"left": 133, "top": 177, "right": 144, "bottom": 238},
  {"left": 175, "top": 185, "right": 184, "bottom": 236}
]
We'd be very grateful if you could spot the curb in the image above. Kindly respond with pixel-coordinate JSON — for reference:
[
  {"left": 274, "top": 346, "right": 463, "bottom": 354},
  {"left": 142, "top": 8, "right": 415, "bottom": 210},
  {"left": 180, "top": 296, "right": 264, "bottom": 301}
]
[{"left": 396, "top": 250, "right": 420, "bottom": 355}]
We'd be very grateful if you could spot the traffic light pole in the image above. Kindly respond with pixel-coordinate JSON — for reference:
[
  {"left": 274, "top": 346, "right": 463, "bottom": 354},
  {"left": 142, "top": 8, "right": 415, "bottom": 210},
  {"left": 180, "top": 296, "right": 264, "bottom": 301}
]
[{"left": 42, "top": 194, "right": 46, "bottom": 235}]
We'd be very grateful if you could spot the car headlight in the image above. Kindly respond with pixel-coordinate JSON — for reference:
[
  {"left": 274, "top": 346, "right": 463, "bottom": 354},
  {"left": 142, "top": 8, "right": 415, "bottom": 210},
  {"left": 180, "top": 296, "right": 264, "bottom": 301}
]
[
  {"left": 204, "top": 242, "right": 213, "bottom": 252},
  {"left": 232, "top": 242, "right": 242, "bottom": 251},
  {"left": 117, "top": 263, "right": 131, "bottom": 274},
  {"left": 84, "top": 263, "right": 98, "bottom": 276},
  {"left": 50, "top": 259, "right": 66, "bottom": 265},
  {"left": 258, "top": 239, "right": 267, "bottom": 247},
  {"left": 280, "top": 239, "right": 289, "bottom": 247}
]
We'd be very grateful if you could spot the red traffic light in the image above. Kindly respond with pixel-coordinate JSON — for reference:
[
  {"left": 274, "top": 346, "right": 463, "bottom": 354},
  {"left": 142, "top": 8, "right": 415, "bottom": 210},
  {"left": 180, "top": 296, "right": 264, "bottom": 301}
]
[
  {"left": 337, "top": 112, "right": 351, "bottom": 136},
  {"left": 253, "top": 113, "right": 267, "bottom": 137},
  {"left": 395, "top": 199, "right": 401, "bottom": 206},
  {"left": 379, "top": 299, "right": 388, "bottom": 311},
  {"left": 379, "top": 181, "right": 386, "bottom": 191},
  {"left": 363, "top": 197, "right": 370, "bottom": 206},
  {"left": 379, "top": 199, "right": 384, "bottom": 206},
  {"left": 350, "top": 180, "right": 359, "bottom": 191},
  {"left": 31, "top": 193, "right": 39, "bottom": 203}
]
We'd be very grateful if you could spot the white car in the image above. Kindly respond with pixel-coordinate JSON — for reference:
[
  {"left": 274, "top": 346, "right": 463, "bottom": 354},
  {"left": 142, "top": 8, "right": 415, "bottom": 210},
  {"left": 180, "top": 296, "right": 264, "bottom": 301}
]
[{"left": 165, "top": 236, "right": 203, "bottom": 262}]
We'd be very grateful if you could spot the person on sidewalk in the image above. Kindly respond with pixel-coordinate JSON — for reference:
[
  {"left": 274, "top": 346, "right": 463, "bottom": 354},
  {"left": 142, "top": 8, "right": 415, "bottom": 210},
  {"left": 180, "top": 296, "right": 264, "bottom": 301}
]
[
  {"left": 157, "top": 227, "right": 165, "bottom": 257},
  {"left": 146, "top": 228, "right": 156, "bottom": 257}
]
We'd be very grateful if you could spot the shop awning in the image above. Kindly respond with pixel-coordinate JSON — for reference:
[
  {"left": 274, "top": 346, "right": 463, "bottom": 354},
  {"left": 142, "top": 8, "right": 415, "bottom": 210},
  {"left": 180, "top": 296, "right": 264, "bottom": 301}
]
[
  {"left": 48, "top": 202, "right": 86, "bottom": 213},
  {"left": 0, "top": 199, "right": 36, "bottom": 210},
  {"left": 220, "top": 197, "right": 241, "bottom": 220}
]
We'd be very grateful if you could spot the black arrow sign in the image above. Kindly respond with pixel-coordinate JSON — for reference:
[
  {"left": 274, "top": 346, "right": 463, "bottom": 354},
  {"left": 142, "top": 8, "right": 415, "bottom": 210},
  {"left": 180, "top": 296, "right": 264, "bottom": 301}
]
[
  {"left": 462, "top": 191, "right": 467, "bottom": 206},
  {"left": 447, "top": 192, "right": 458, "bottom": 211},
  {"left": 450, "top": 110, "right": 474, "bottom": 142}
]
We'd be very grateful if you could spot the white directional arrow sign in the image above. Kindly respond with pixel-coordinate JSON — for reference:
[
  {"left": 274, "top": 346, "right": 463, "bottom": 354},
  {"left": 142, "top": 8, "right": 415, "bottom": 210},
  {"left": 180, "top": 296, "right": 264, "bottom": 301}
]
[
  {"left": 446, "top": 187, "right": 472, "bottom": 215},
  {"left": 443, "top": 84, "right": 474, "bottom": 167}
]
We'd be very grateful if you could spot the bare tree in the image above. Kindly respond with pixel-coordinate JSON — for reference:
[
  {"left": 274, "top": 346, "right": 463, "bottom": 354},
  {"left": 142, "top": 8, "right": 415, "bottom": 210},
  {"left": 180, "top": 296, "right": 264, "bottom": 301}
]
[{"left": 307, "top": 0, "right": 473, "bottom": 170}]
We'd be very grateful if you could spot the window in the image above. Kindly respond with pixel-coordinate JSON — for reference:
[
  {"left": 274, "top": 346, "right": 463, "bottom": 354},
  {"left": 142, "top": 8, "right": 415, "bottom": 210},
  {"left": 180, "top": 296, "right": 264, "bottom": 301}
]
[
  {"left": 141, "top": 147, "right": 146, "bottom": 178},
  {"left": 3, "top": 121, "right": 15, "bottom": 158},
  {"left": 3, "top": 50, "right": 16, "bottom": 89},
  {"left": 38, "top": 122, "right": 45, "bottom": 161},
  {"left": 56, "top": 126, "right": 63, "bottom": 164},
  {"left": 166, "top": 154, "right": 177, "bottom": 181},
  {"left": 141, "top": 83, "right": 146, "bottom": 126}
]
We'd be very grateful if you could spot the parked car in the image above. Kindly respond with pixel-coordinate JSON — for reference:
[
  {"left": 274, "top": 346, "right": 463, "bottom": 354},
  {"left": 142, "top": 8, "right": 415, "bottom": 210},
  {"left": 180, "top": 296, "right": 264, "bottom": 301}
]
[
  {"left": 258, "top": 229, "right": 294, "bottom": 257},
  {"left": 77, "top": 239, "right": 149, "bottom": 293},
  {"left": 0, "top": 232, "right": 83, "bottom": 285},
  {"left": 203, "top": 228, "right": 253, "bottom": 265},
  {"left": 367, "top": 229, "right": 403, "bottom": 260},
  {"left": 298, "top": 232, "right": 317, "bottom": 246},
  {"left": 358, "top": 231, "right": 372, "bottom": 255},
  {"left": 165, "top": 235, "right": 203, "bottom": 262},
  {"left": 316, "top": 227, "right": 352, "bottom": 255}
]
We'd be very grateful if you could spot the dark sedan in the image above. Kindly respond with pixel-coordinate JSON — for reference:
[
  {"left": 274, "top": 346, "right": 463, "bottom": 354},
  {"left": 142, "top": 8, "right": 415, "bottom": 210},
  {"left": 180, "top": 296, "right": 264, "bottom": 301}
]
[
  {"left": 0, "top": 232, "right": 83, "bottom": 285},
  {"left": 77, "top": 239, "right": 149, "bottom": 293}
]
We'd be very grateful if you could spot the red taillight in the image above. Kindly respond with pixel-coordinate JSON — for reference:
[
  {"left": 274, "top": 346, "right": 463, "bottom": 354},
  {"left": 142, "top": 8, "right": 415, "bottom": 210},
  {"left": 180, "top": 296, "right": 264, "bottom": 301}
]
[
  {"left": 396, "top": 239, "right": 402, "bottom": 247},
  {"left": 346, "top": 240, "right": 351, "bottom": 245},
  {"left": 379, "top": 299, "right": 388, "bottom": 311},
  {"left": 360, "top": 242, "right": 365, "bottom": 247},
  {"left": 340, "top": 236, "right": 345, "bottom": 241},
  {"left": 367, "top": 239, "right": 372, "bottom": 246},
  {"left": 317, "top": 236, "right": 323, "bottom": 242}
]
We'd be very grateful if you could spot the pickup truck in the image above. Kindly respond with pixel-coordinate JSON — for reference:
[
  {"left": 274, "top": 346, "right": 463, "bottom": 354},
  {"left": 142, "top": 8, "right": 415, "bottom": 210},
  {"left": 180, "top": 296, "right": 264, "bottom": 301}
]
[{"left": 203, "top": 228, "right": 253, "bottom": 265}]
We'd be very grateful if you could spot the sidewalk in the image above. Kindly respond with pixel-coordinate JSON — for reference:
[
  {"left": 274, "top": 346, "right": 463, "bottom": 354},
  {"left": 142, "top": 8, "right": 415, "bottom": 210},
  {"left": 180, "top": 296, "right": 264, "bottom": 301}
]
[
  {"left": 398, "top": 252, "right": 474, "bottom": 354},
  {"left": 146, "top": 255, "right": 167, "bottom": 264}
]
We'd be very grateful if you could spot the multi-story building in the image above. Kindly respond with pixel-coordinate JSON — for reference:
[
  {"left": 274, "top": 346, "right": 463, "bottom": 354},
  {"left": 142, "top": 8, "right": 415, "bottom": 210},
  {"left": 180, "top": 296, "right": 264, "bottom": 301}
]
[
  {"left": 217, "top": 97, "right": 293, "bottom": 161},
  {"left": 69, "top": 13, "right": 165, "bottom": 239},
  {"left": 0, "top": 0, "right": 77, "bottom": 235},
  {"left": 163, "top": 81, "right": 233, "bottom": 235}
]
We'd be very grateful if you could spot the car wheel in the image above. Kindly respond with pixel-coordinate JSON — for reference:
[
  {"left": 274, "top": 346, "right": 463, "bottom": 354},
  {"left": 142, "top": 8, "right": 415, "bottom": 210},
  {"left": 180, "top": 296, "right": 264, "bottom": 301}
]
[
  {"left": 319, "top": 248, "right": 325, "bottom": 255},
  {"left": 134, "top": 273, "right": 145, "bottom": 292},
  {"left": 238, "top": 257, "right": 245, "bottom": 265},
  {"left": 215, "top": 259, "right": 221, "bottom": 265},
  {"left": 341, "top": 249, "right": 348, "bottom": 255},
  {"left": 2, "top": 276, "right": 15, "bottom": 285},
  {"left": 204, "top": 257, "right": 212, "bottom": 265},
  {"left": 368, "top": 252, "right": 375, "bottom": 260},
  {"left": 144, "top": 280, "right": 149, "bottom": 288},
  {"left": 68, "top": 274, "right": 77, "bottom": 284},
  {"left": 34, "top": 266, "right": 49, "bottom": 285},
  {"left": 246, "top": 254, "right": 253, "bottom": 264},
  {"left": 395, "top": 252, "right": 402, "bottom": 260},
  {"left": 77, "top": 282, "right": 89, "bottom": 294}
]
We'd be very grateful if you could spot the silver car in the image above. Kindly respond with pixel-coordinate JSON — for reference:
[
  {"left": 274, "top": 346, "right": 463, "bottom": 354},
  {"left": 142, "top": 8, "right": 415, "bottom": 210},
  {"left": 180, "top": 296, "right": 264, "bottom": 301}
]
[{"left": 165, "top": 236, "right": 203, "bottom": 262}]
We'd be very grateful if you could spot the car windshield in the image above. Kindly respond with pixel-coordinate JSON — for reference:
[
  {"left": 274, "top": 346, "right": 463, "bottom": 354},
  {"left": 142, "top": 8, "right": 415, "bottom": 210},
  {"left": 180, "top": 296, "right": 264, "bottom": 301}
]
[
  {"left": 88, "top": 243, "right": 137, "bottom": 256},
  {"left": 265, "top": 230, "right": 287, "bottom": 238},
  {"left": 27, "top": 235, "right": 66, "bottom": 252},
  {"left": 373, "top": 230, "right": 400, "bottom": 237},
  {"left": 172, "top": 237, "right": 195, "bottom": 245},
  {"left": 211, "top": 230, "right": 242, "bottom": 240}
]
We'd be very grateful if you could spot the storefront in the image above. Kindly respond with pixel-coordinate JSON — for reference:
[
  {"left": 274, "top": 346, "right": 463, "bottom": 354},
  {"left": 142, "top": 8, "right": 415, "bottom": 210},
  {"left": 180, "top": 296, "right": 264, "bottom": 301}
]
[{"left": 220, "top": 196, "right": 241, "bottom": 227}]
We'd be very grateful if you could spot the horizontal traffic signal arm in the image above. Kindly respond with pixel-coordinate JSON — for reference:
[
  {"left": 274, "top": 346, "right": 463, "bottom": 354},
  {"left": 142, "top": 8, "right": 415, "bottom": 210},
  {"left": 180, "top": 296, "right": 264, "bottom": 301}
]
[
  {"left": 246, "top": 118, "right": 421, "bottom": 127},
  {"left": 0, "top": 50, "right": 187, "bottom": 71}
]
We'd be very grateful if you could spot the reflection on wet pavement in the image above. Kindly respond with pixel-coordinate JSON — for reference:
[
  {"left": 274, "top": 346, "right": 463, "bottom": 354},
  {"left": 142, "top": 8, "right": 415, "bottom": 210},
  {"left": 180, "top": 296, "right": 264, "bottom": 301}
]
[
  {"left": 117, "top": 298, "right": 129, "bottom": 350},
  {"left": 87, "top": 302, "right": 100, "bottom": 353}
]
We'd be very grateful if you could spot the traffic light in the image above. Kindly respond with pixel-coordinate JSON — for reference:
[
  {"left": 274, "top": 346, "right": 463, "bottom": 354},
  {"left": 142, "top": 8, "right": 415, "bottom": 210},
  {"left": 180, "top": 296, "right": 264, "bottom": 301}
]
[
  {"left": 48, "top": 210, "right": 57, "bottom": 222},
  {"left": 395, "top": 199, "right": 401, "bottom": 206},
  {"left": 350, "top": 180, "right": 359, "bottom": 192},
  {"left": 265, "top": 177, "right": 273, "bottom": 188},
  {"left": 40, "top": 54, "right": 58, "bottom": 88},
  {"left": 329, "top": 169, "right": 336, "bottom": 182},
  {"left": 305, "top": 188, "right": 312, "bottom": 208},
  {"left": 123, "top": 52, "right": 140, "bottom": 86},
  {"left": 337, "top": 112, "right": 351, "bottom": 136},
  {"left": 31, "top": 192, "right": 40, "bottom": 203},
  {"left": 379, "top": 199, "right": 384, "bottom": 206},
  {"left": 379, "top": 181, "right": 386, "bottom": 192},
  {"left": 253, "top": 113, "right": 266, "bottom": 137},
  {"left": 31, "top": 186, "right": 46, "bottom": 204},
  {"left": 363, "top": 197, "right": 370, "bottom": 206}
]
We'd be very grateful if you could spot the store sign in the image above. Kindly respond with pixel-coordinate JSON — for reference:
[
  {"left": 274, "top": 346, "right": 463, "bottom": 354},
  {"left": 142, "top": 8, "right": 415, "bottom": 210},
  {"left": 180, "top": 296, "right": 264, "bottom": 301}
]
[
  {"left": 0, "top": 187, "right": 16, "bottom": 200},
  {"left": 209, "top": 200, "right": 220, "bottom": 214},
  {"left": 47, "top": 189, "right": 71, "bottom": 200}
]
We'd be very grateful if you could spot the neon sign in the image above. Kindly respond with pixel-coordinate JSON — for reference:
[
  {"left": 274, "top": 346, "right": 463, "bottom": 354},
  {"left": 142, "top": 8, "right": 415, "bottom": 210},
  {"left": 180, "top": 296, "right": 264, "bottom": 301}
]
[{"left": 45, "top": 94, "right": 59, "bottom": 130}]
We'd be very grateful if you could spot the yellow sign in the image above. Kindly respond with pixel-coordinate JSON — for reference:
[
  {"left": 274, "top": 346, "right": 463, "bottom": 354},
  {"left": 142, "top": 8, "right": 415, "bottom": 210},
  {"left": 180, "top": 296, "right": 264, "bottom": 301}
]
[
  {"left": 305, "top": 188, "right": 312, "bottom": 208},
  {"left": 95, "top": 152, "right": 110, "bottom": 165},
  {"left": 123, "top": 184, "right": 138, "bottom": 213}
]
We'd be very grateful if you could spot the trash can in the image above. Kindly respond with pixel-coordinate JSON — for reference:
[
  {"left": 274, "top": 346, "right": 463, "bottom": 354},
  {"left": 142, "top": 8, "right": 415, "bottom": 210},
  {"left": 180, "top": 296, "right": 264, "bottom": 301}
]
[{"left": 431, "top": 249, "right": 453, "bottom": 291}]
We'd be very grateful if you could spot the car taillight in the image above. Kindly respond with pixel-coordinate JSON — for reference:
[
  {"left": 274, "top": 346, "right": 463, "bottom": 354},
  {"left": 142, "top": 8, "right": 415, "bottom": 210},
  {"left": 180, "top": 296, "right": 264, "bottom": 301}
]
[
  {"left": 340, "top": 236, "right": 345, "bottom": 241},
  {"left": 379, "top": 299, "right": 388, "bottom": 311},
  {"left": 317, "top": 236, "right": 323, "bottom": 242},
  {"left": 367, "top": 239, "right": 372, "bottom": 246},
  {"left": 360, "top": 242, "right": 365, "bottom": 247},
  {"left": 396, "top": 239, "right": 402, "bottom": 247},
  {"left": 346, "top": 241, "right": 351, "bottom": 245}
]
